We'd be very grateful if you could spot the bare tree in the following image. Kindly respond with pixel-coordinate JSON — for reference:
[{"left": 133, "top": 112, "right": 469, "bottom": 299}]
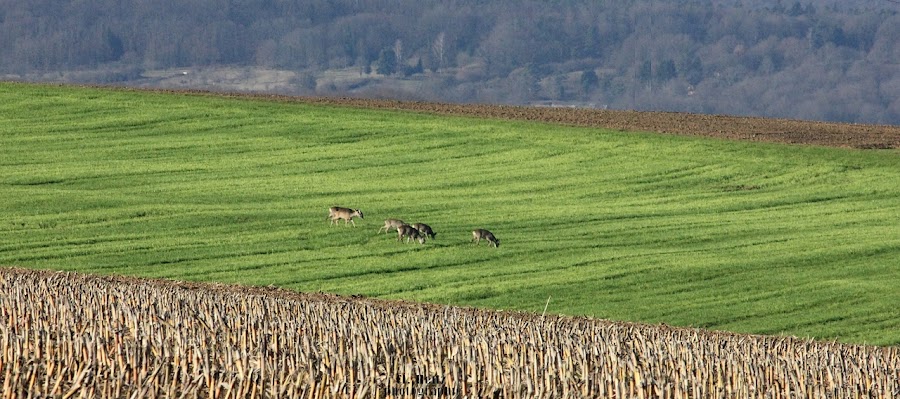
[
  {"left": 393, "top": 39, "right": 403, "bottom": 66},
  {"left": 431, "top": 32, "right": 446, "bottom": 71}
]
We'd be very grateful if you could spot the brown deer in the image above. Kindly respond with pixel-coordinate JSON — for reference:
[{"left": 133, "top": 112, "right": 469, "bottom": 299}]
[
  {"left": 326, "top": 206, "right": 364, "bottom": 227},
  {"left": 398, "top": 224, "right": 426, "bottom": 244},
  {"left": 472, "top": 229, "right": 500, "bottom": 247},
  {"left": 411, "top": 223, "right": 436, "bottom": 239},
  {"left": 378, "top": 219, "right": 406, "bottom": 234}
]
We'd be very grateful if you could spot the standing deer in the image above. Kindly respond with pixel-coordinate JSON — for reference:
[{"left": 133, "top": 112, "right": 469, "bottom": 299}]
[
  {"left": 378, "top": 219, "right": 406, "bottom": 234},
  {"left": 398, "top": 224, "right": 426, "bottom": 244},
  {"left": 472, "top": 229, "right": 500, "bottom": 247},
  {"left": 326, "top": 206, "right": 364, "bottom": 227},
  {"left": 411, "top": 223, "right": 436, "bottom": 239}
]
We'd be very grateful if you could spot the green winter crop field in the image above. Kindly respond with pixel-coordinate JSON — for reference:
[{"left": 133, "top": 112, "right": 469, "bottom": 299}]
[{"left": 1, "top": 82, "right": 898, "bottom": 345}]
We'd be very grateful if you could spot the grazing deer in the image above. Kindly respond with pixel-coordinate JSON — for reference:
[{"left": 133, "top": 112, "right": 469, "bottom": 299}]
[
  {"left": 326, "top": 206, "right": 364, "bottom": 227},
  {"left": 378, "top": 219, "right": 406, "bottom": 234},
  {"left": 472, "top": 229, "right": 500, "bottom": 247},
  {"left": 411, "top": 223, "right": 436, "bottom": 239},
  {"left": 398, "top": 224, "right": 426, "bottom": 244}
]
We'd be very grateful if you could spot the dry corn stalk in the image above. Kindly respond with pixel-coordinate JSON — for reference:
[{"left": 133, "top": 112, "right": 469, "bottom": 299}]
[{"left": 0, "top": 267, "right": 897, "bottom": 398}]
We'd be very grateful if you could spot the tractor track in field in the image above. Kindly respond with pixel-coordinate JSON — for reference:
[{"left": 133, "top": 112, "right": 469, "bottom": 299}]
[{"left": 114, "top": 86, "right": 900, "bottom": 150}]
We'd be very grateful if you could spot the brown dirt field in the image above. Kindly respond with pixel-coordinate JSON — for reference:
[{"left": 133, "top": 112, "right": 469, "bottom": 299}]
[{"left": 124, "top": 86, "right": 900, "bottom": 150}]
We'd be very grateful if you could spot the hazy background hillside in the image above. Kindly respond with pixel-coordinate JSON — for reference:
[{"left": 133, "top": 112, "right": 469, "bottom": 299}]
[{"left": 2, "top": 0, "right": 898, "bottom": 125}]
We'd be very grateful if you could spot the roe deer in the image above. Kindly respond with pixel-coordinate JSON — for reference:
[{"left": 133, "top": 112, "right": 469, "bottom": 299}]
[
  {"left": 472, "top": 229, "right": 500, "bottom": 247},
  {"left": 411, "top": 223, "right": 436, "bottom": 239},
  {"left": 327, "top": 206, "right": 364, "bottom": 227},
  {"left": 398, "top": 224, "right": 426, "bottom": 244},
  {"left": 378, "top": 219, "right": 406, "bottom": 234}
]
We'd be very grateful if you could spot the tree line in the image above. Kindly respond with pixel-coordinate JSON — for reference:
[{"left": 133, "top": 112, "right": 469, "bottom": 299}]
[{"left": 1, "top": 0, "right": 898, "bottom": 124}]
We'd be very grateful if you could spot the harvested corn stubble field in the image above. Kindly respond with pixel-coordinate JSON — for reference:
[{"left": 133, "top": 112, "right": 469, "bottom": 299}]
[{"left": 1, "top": 267, "right": 898, "bottom": 398}]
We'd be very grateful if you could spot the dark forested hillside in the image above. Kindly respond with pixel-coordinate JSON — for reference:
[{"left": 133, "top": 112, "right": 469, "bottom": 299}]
[{"left": 2, "top": 0, "right": 898, "bottom": 124}]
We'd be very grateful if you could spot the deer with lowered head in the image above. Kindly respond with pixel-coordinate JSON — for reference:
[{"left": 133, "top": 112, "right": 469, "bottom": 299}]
[
  {"left": 411, "top": 223, "right": 436, "bottom": 239},
  {"left": 397, "top": 224, "right": 426, "bottom": 244},
  {"left": 472, "top": 229, "right": 500, "bottom": 247},
  {"left": 326, "top": 206, "right": 364, "bottom": 227}
]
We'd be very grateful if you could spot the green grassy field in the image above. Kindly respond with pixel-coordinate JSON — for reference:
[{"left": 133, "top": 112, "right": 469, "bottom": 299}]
[{"left": 2, "top": 82, "right": 898, "bottom": 345}]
